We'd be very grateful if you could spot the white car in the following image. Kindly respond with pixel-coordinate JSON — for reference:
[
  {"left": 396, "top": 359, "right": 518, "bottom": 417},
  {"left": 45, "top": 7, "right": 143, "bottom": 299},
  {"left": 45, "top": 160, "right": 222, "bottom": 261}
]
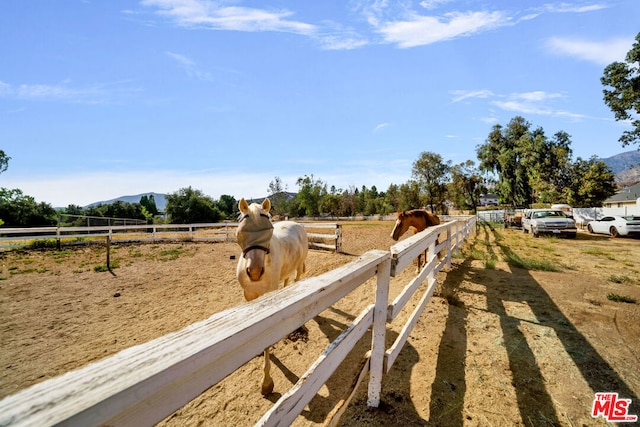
[
  {"left": 587, "top": 215, "right": 640, "bottom": 238},
  {"left": 522, "top": 209, "right": 577, "bottom": 238}
]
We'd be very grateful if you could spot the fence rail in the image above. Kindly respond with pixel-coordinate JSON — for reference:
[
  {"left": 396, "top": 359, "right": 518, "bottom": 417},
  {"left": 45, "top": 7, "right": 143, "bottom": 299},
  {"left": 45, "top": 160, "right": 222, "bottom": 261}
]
[
  {"left": 0, "top": 222, "right": 343, "bottom": 252},
  {"left": 0, "top": 216, "right": 476, "bottom": 427}
]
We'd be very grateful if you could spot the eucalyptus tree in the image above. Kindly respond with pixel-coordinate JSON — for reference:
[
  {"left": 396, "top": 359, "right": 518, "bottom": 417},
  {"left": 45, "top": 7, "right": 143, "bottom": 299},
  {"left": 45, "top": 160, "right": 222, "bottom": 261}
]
[
  {"left": 449, "top": 160, "right": 486, "bottom": 213},
  {"left": 601, "top": 32, "right": 640, "bottom": 149},
  {"left": 0, "top": 150, "right": 9, "bottom": 174},
  {"left": 477, "top": 116, "right": 532, "bottom": 207}
]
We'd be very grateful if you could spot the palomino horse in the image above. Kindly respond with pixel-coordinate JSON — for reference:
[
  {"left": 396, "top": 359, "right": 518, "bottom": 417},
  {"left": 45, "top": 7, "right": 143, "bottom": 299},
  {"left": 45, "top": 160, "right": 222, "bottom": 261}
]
[
  {"left": 235, "top": 197, "right": 308, "bottom": 395},
  {"left": 390, "top": 209, "right": 441, "bottom": 269}
]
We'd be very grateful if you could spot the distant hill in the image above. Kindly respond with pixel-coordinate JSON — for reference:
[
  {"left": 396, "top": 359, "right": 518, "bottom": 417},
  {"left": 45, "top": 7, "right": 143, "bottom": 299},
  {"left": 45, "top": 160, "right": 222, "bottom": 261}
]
[
  {"left": 600, "top": 150, "right": 640, "bottom": 185},
  {"left": 85, "top": 192, "right": 168, "bottom": 211}
]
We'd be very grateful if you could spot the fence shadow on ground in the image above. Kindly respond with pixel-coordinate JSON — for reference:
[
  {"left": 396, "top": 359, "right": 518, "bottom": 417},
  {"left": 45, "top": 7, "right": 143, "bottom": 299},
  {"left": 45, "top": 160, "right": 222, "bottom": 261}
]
[{"left": 430, "top": 222, "right": 638, "bottom": 425}]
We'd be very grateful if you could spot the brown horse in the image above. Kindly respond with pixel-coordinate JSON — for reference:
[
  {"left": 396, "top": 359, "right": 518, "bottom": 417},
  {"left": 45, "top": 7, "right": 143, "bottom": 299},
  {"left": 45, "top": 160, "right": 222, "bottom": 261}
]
[{"left": 390, "top": 209, "right": 441, "bottom": 269}]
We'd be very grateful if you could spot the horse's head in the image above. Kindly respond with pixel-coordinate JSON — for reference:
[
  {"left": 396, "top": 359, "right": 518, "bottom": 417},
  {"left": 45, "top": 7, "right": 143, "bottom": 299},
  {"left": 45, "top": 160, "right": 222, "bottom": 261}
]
[
  {"left": 237, "top": 198, "right": 274, "bottom": 281},
  {"left": 391, "top": 211, "right": 410, "bottom": 241}
]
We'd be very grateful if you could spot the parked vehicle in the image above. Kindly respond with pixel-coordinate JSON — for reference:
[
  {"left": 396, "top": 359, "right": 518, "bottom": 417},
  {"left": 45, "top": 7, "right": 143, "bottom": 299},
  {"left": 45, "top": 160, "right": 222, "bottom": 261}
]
[
  {"left": 586, "top": 215, "right": 640, "bottom": 238},
  {"left": 522, "top": 209, "right": 577, "bottom": 238},
  {"left": 551, "top": 204, "right": 573, "bottom": 217}
]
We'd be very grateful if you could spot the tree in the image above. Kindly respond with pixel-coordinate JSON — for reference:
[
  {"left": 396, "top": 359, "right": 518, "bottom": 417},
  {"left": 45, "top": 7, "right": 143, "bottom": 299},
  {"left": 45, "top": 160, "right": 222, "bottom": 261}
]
[
  {"left": 477, "top": 116, "right": 535, "bottom": 207},
  {"left": 139, "top": 194, "right": 159, "bottom": 217},
  {"left": 216, "top": 195, "right": 237, "bottom": 219},
  {"left": 564, "top": 157, "right": 616, "bottom": 207},
  {"left": 411, "top": 151, "right": 451, "bottom": 213},
  {"left": 397, "top": 180, "right": 422, "bottom": 212},
  {"left": 267, "top": 176, "right": 289, "bottom": 217},
  {"left": 601, "top": 32, "right": 640, "bottom": 149},
  {"left": 294, "top": 175, "right": 327, "bottom": 217},
  {"left": 449, "top": 160, "right": 486, "bottom": 213},
  {"left": 0, "top": 188, "right": 57, "bottom": 226},
  {"left": 523, "top": 130, "right": 573, "bottom": 204},
  {"left": 0, "top": 150, "right": 10, "bottom": 174},
  {"left": 165, "top": 187, "right": 221, "bottom": 224}
]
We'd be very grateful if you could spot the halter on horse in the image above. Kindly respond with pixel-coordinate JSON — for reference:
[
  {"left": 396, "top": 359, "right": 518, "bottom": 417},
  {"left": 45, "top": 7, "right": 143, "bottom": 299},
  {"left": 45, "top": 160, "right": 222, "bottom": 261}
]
[{"left": 235, "top": 197, "right": 308, "bottom": 395}]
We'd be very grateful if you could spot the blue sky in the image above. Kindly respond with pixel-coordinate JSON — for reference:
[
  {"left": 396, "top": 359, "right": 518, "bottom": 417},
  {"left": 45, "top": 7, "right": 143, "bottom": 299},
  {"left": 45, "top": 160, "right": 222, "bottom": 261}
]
[{"left": 1, "top": 1, "right": 638, "bottom": 207}]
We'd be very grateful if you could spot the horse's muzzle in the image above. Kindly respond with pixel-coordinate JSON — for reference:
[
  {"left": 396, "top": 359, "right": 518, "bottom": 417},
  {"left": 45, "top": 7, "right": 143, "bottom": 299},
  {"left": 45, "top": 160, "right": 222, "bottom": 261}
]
[{"left": 246, "top": 266, "right": 264, "bottom": 281}]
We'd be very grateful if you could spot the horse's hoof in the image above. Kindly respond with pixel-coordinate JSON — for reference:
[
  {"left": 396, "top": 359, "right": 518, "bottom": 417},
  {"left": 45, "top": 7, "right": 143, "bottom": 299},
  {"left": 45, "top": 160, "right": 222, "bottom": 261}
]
[{"left": 261, "top": 379, "right": 274, "bottom": 396}]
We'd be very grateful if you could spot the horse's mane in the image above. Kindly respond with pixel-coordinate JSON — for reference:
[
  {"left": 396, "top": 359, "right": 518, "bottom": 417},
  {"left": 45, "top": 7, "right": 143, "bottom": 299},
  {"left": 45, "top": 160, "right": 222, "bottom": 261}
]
[{"left": 401, "top": 209, "right": 440, "bottom": 224}]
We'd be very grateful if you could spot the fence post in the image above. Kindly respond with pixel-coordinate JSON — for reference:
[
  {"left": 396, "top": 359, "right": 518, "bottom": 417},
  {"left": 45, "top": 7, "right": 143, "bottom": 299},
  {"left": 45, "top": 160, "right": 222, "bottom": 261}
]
[
  {"left": 446, "top": 223, "right": 452, "bottom": 268},
  {"left": 367, "top": 256, "right": 391, "bottom": 408},
  {"left": 335, "top": 224, "right": 342, "bottom": 253},
  {"left": 56, "top": 214, "right": 61, "bottom": 250}
]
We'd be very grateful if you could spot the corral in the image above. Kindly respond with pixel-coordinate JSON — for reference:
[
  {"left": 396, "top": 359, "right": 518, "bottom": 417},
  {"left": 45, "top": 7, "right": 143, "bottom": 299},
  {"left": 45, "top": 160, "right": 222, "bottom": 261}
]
[{"left": 1, "top": 221, "right": 639, "bottom": 426}]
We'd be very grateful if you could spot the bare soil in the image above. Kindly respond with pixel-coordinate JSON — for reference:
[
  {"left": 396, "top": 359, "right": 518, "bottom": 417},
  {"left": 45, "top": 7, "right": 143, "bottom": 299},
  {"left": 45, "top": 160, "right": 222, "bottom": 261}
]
[{"left": 1, "top": 221, "right": 639, "bottom": 426}]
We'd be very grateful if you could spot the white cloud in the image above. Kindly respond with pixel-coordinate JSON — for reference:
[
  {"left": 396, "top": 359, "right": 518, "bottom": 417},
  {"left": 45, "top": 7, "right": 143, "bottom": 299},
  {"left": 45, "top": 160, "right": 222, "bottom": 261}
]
[
  {"left": 376, "top": 10, "right": 508, "bottom": 48},
  {"left": 142, "top": 0, "right": 317, "bottom": 35},
  {"left": 452, "top": 89, "right": 588, "bottom": 120},
  {"left": 419, "top": 0, "right": 453, "bottom": 10},
  {"left": 451, "top": 89, "right": 494, "bottom": 103},
  {"left": 373, "top": 122, "right": 390, "bottom": 133},
  {"left": 544, "top": 3, "right": 608, "bottom": 13},
  {"left": 545, "top": 36, "right": 634, "bottom": 65},
  {"left": 166, "top": 51, "right": 213, "bottom": 80},
  {"left": 0, "top": 80, "right": 141, "bottom": 104}
]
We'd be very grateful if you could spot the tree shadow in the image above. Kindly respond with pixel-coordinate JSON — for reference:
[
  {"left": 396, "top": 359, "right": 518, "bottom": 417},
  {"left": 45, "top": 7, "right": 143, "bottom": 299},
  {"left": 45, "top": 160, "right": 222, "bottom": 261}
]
[{"left": 428, "top": 222, "right": 638, "bottom": 424}]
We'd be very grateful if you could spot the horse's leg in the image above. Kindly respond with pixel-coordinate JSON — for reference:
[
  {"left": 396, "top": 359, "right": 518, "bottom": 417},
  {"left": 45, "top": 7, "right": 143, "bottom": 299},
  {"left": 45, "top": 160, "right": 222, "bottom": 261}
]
[
  {"left": 295, "top": 261, "right": 305, "bottom": 282},
  {"left": 261, "top": 347, "right": 274, "bottom": 396}
]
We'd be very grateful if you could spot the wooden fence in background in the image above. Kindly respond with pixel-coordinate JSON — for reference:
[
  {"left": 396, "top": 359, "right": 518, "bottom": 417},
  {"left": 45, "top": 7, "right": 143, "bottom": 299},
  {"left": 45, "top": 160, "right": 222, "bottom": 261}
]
[{"left": 0, "top": 222, "right": 342, "bottom": 253}]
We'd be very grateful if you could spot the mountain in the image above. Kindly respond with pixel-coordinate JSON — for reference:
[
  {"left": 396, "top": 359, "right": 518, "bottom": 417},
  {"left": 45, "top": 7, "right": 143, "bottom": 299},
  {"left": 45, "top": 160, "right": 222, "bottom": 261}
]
[
  {"left": 85, "top": 192, "right": 168, "bottom": 211},
  {"left": 600, "top": 150, "right": 640, "bottom": 185},
  {"left": 600, "top": 150, "right": 640, "bottom": 174}
]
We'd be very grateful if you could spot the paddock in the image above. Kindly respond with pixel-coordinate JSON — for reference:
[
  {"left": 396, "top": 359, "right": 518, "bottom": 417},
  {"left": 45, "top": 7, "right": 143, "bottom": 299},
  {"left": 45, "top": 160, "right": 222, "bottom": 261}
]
[
  {"left": 0, "top": 222, "right": 640, "bottom": 426},
  {"left": 0, "top": 217, "right": 473, "bottom": 426}
]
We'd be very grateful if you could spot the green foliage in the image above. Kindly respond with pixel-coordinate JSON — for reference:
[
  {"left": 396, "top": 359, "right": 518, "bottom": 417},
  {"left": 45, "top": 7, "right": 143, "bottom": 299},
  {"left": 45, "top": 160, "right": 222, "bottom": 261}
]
[
  {"left": 608, "top": 275, "right": 632, "bottom": 284},
  {"left": 165, "top": 187, "right": 221, "bottom": 224},
  {"left": 139, "top": 194, "right": 159, "bottom": 216},
  {"left": 449, "top": 160, "right": 486, "bottom": 213},
  {"left": 26, "top": 239, "right": 58, "bottom": 249},
  {"left": 564, "top": 157, "right": 616, "bottom": 207},
  {"left": 216, "top": 194, "right": 238, "bottom": 219},
  {"left": 477, "top": 116, "right": 616, "bottom": 209},
  {"left": 477, "top": 116, "right": 535, "bottom": 207},
  {"left": 505, "top": 252, "right": 561, "bottom": 272},
  {"left": 294, "top": 175, "right": 327, "bottom": 217},
  {"left": 412, "top": 151, "right": 451, "bottom": 214},
  {"left": 601, "top": 32, "right": 640, "bottom": 148},
  {"left": 0, "top": 188, "right": 57, "bottom": 226},
  {"left": 0, "top": 150, "right": 10, "bottom": 174},
  {"left": 606, "top": 293, "right": 637, "bottom": 304}
]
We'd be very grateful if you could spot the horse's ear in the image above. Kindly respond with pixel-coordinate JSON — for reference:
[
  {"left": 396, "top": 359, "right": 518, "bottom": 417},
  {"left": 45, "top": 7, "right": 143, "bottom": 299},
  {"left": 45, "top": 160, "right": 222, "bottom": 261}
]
[
  {"left": 262, "top": 198, "right": 271, "bottom": 213},
  {"left": 239, "top": 198, "right": 249, "bottom": 214}
]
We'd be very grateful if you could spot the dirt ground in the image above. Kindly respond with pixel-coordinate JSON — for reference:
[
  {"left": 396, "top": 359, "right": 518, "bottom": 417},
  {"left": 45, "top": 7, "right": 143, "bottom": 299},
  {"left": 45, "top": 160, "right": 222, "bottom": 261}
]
[{"left": 1, "top": 221, "right": 639, "bottom": 426}]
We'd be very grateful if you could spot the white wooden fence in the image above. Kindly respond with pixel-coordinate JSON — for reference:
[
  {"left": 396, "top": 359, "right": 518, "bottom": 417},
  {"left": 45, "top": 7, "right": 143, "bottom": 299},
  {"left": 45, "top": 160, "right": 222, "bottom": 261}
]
[
  {"left": 0, "top": 222, "right": 342, "bottom": 253},
  {"left": 0, "top": 216, "right": 476, "bottom": 427}
]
